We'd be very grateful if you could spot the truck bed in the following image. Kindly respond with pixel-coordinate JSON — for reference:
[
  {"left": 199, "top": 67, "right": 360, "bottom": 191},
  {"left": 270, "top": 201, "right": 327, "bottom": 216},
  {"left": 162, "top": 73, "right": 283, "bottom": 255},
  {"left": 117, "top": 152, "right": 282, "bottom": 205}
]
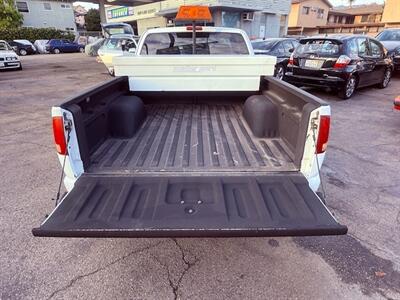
[{"left": 88, "top": 104, "right": 296, "bottom": 173}]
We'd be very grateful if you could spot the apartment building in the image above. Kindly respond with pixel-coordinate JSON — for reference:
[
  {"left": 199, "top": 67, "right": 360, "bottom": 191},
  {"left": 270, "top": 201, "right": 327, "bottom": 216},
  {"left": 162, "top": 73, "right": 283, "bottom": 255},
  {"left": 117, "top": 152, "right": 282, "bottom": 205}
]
[
  {"left": 288, "top": 0, "right": 332, "bottom": 35},
  {"left": 15, "top": 0, "right": 76, "bottom": 31}
]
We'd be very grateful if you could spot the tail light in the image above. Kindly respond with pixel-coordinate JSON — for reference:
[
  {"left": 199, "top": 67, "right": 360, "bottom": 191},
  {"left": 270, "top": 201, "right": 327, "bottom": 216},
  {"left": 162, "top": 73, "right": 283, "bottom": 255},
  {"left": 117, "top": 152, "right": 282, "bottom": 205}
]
[
  {"left": 316, "top": 115, "right": 330, "bottom": 154},
  {"left": 395, "top": 96, "right": 400, "bottom": 111},
  {"left": 52, "top": 116, "right": 67, "bottom": 155},
  {"left": 333, "top": 55, "right": 351, "bottom": 69},
  {"left": 288, "top": 53, "right": 294, "bottom": 66}
]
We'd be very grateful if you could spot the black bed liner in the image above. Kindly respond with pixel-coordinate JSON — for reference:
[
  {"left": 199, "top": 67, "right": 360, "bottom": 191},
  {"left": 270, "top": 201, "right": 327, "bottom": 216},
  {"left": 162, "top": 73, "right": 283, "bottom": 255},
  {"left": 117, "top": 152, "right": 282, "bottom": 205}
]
[
  {"left": 33, "top": 173, "right": 347, "bottom": 238},
  {"left": 88, "top": 104, "right": 297, "bottom": 173}
]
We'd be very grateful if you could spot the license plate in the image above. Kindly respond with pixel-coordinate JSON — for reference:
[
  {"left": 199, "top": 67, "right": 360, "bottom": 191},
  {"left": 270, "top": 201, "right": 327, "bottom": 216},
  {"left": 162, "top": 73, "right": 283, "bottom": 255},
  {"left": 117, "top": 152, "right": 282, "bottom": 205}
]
[{"left": 304, "top": 59, "right": 323, "bottom": 69}]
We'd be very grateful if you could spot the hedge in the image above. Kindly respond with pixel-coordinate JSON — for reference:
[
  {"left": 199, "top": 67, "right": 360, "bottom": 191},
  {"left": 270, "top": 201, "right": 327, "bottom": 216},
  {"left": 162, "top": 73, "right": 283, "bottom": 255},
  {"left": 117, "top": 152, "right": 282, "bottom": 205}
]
[{"left": 0, "top": 27, "right": 75, "bottom": 42}]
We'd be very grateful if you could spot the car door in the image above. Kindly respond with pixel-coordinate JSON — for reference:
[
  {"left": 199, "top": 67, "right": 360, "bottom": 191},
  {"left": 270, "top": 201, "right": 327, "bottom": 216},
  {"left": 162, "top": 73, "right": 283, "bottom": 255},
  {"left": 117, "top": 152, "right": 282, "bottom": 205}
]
[
  {"left": 356, "top": 37, "right": 374, "bottom": 87},
  {"left": 368, "top": 38, "right": 386, "bottom": 84},
  {"left": 62, "top": 40, "right": 72, "bottom": 52},
  {"left": 273, "top": 42, "right": 286, "bottom": 64}
]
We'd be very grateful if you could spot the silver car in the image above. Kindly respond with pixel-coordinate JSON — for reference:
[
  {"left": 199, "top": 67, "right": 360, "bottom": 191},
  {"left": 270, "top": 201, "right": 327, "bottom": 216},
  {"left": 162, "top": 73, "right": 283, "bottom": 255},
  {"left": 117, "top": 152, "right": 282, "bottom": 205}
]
[{"left": 97, "top": 34, "right": 138, "bottom": 76}]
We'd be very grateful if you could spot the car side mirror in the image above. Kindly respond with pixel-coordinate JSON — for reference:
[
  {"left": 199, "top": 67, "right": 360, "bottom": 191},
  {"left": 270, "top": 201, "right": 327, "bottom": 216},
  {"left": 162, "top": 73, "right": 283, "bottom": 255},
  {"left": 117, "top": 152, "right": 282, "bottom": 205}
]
[{"left": 289, "top": 48, "right": 294, "bottom": 53}]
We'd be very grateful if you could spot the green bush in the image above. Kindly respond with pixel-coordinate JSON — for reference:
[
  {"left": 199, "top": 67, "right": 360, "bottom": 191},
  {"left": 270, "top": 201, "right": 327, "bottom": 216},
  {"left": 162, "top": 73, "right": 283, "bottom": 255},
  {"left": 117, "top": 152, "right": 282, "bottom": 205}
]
[{"left": 0, "top": 27, "right": 75, "bottom": 42}]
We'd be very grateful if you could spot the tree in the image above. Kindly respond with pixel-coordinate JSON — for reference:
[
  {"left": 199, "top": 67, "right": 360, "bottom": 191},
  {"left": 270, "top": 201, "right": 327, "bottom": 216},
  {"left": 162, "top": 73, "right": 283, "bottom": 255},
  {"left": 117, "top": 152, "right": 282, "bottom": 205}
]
[
  {"left": 0, "top": 0, "right": 23, "bottom": 29},
  {"left": 85, "top": 9, "right": 101, "bottom": 31}
]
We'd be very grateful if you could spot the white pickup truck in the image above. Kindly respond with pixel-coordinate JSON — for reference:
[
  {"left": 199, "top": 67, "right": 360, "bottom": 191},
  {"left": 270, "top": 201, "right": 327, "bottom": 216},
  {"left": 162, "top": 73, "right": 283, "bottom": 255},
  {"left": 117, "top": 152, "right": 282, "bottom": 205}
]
[{"left": 33, "top": 26, "right": 347, "bottom": 238}]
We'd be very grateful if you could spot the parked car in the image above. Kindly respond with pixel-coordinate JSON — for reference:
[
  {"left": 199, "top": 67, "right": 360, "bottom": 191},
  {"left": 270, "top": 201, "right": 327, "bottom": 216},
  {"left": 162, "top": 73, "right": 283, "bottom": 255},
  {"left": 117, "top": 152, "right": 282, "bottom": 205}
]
[
  {"left": 376, "top": 28, "right": 400, "bottom": 72},
  {"left": 85, "top": 38, "right": 105, "bottom": 57},
  {"left": 98, "top": 34, "right": 138, "bottom": 76},
  {"left": 395, "top": 96, "right": 400, "bottom": 111},
  {"left": 252, "top": 38, "right": 299, "bottom": 79},
  {"left": 285, "top": 35, "right": 394, "bottom": 99},
  {"left": 46, "top": 39, "right": 85, "bottom": 54},
  {"left": 0, "top": 40, "right": 22, "bottom": 71},
  {"left": 34, "top": 40, "right": 49, "bottom": 54},
  {"left": 8, "top": 40, "right": 36, "bottom": 56}
]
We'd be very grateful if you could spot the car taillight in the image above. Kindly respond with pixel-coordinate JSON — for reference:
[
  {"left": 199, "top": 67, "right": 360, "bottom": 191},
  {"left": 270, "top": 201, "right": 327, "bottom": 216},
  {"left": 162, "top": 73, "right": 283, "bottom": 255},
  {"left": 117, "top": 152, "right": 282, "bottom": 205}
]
[
  {"left": 52, "top": 116, "right": 67, "bottom": 155},
  {"left": 395, "top": 96, "right": 400, "bottom": 111},
  {"left": 288, "top": 53, "right": 294, "bottom": 66},
  {"left": 333, "top": 55, "right": 351, "bottom": 69},
  {"left": 316, "top": 115, "right": 330, "bottom": 154}
]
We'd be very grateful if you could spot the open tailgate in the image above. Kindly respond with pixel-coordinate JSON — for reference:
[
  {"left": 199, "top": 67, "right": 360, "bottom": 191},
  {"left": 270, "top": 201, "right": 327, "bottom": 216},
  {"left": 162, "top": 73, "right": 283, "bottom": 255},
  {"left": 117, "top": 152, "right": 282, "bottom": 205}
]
[{"left": 33, "top": 173, "right": 347, "bottom": 238}]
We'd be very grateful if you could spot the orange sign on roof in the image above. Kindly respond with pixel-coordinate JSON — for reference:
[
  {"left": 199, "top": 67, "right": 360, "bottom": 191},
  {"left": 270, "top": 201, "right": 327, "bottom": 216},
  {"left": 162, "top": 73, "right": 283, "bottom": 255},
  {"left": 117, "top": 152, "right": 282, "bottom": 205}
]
[{"left": 175, "top": 6, "right": 212, "bottom": 22}]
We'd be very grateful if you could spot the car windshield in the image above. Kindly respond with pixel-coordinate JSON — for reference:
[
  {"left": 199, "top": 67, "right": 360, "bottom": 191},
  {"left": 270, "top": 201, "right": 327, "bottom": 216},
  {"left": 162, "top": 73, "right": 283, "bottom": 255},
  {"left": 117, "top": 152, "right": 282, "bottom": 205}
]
[
  {"left": 296, "top": 40, "right": 340, "bottom": 56},
  {"left": 376, "top": 30, "right": 400, "bottom": 41},
  {"left": 140, "top": 32, "right": 249, "bottom": 55},
  {"left": 105, "top": 38, "right": 134, "bottom": 50},
  {"left": 0, "top": 41, "right": 12, "bottom": 51},
  {"left": 251, "top": 40, "right": 276, "bottom": 51}
]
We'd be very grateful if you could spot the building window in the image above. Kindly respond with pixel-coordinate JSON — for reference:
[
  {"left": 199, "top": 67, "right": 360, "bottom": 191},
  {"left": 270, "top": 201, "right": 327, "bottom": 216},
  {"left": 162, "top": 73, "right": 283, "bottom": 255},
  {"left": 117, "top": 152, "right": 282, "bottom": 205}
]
[
  {"left": 302, "top": 6, "right": 310, "bottom": 15},
  {"left": 61, "top": 4, "right": 71, "bottom": 8},
  {"left": 361, "top": 15, "right": 368, "bottom": 22},
  {"left": 317, "top": 8, "right": 324, "bottom": 19},
  {"left": 43, "top": 2, "right": 52, "bottom": 10},
  {"left": 16, "top": 1, "right": 29, "bottom": 12}
]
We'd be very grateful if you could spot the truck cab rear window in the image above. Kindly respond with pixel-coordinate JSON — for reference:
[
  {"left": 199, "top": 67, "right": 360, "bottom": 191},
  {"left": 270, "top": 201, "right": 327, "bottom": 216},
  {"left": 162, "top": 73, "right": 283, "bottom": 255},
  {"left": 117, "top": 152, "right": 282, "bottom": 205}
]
[
  {"left": 140, "top": 32, "right": 249, "bottom": 55},
  {"left": 296, "top": 40, "right": 340, "bottom": 56}
]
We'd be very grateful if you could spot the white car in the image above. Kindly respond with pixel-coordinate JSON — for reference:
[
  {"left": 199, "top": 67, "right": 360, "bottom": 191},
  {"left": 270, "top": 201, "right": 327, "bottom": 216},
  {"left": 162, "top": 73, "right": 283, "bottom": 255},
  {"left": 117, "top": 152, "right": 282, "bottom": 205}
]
[
  {"left": 97, "top": 34, "right": 138, "bottom": 76},
  {"left": 0, "top": 40, "right": 22, "bottom": 71}
]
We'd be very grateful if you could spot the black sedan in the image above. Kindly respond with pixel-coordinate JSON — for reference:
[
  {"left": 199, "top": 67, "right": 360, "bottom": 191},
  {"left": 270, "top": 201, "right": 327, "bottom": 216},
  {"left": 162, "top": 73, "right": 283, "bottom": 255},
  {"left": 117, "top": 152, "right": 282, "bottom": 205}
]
[
  {"left": 252, "top": 38, "right": 299, "bottom": 80},
  {"left": 376, "top": 28, "right": 400, "bottom": 71},
  {"left": 285, "top": 35, "right": 393, "bottom": 99},
  {"left": 7, "top": 40, "right": 36, "bottom": 56}
]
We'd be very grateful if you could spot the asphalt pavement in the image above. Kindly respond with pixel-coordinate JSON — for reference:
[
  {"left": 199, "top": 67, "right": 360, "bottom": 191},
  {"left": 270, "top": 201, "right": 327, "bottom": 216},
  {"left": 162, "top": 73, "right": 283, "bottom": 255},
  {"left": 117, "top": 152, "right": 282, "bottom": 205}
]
[{"left": 0, "top": 53, "right": 399, "bottom": 300}]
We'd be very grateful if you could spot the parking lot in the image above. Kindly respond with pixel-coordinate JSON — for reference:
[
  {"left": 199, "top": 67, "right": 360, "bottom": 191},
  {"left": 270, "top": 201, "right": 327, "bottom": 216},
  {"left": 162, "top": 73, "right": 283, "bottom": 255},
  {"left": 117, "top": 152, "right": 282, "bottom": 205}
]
[{"left": 1, "top": 53, "right": 399, "bottom": 299}]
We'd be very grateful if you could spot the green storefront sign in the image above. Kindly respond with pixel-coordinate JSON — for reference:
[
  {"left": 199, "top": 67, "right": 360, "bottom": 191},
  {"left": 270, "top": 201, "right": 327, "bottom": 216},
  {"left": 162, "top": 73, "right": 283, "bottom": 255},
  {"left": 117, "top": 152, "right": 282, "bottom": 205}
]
[{"left": 107, "top": 7, "right": 134, "bottom": 19}]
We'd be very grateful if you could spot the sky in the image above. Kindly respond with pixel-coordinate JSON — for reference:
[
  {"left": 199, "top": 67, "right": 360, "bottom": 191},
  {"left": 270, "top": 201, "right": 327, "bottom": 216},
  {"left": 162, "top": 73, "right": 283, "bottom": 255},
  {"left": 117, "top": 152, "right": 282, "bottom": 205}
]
[{"left": 73, "top": 0, "right": 386, "bottom": 11}]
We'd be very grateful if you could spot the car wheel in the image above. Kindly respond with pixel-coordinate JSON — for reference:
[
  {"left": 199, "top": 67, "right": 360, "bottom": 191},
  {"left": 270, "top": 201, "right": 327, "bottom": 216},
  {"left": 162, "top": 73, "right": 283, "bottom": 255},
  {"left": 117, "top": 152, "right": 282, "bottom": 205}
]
[
  {"left": 378, "top": 68, "right": 391, "bottom": 89},
  {"left": 19, "top": 49, "right": 27, "bottom": 56},
  {"left": 338, "top": 75, "right": 357, "bottom": 99},
  {"left": 53, "top": 48, "right": 61, "bottom": 54},
  {"left": 275, "top": 65, "right": 285, "bottom": 80}
]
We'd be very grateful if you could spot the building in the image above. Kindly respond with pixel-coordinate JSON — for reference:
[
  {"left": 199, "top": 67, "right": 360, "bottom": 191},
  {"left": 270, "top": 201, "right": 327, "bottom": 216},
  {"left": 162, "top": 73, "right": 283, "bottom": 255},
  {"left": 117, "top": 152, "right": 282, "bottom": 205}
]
[
  {"left": 15, "top": 0, "right": 76, "bottom": 31},
  {"left": 381, "top": 0, "right": 400, "bottom": 25},
  {"left": 319, "top": 1, "right": 400, "bottom": 36},
  {"left": 288, "top": 0, "right": 332, "bottom": 36},
  {"left": 74, "top": 4, "right": 87, "bottom": 30},
  {"left": 104, "top": 0, "right": 291, "bottom": 38}
]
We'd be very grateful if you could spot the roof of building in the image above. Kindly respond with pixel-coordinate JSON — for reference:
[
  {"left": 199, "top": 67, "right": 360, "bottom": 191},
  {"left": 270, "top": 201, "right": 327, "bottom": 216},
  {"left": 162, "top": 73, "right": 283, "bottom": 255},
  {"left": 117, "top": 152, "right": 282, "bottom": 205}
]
[
  {"left": 292, "top": 0, "right": 333, "bottom": 8},
  {"left": 330, "top": 3, "right": 383, "bottom": 16}
]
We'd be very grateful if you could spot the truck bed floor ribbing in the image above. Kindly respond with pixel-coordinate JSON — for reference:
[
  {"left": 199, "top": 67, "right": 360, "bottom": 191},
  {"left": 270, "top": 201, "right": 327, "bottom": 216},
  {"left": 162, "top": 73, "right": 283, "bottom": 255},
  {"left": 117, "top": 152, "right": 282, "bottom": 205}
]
[{"left": 88, "top": 104, "right": 297, "bottom": 173}]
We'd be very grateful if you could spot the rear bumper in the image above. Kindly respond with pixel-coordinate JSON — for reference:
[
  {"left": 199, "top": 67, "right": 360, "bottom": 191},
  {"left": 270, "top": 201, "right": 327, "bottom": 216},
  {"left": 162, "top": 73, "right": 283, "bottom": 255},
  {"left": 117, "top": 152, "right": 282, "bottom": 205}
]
[
  {"left": 393, "top": 57, "right": 400, "bottom": 71},
  {"left": 285, "top": 72, "right": 346, "bottom": 88}
]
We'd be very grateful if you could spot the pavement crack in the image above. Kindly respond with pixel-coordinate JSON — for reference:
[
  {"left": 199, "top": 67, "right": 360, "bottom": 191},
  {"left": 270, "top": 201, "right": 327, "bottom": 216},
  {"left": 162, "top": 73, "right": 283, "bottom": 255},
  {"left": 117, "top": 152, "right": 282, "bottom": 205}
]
[
  {"left": 46, "top": 241, "right": 165, "bottom": 300},
  {"left": 171, "top": 238, "right": 200, "bottom": 300},
  {"left": 152, "top": 239, "right": 200, "bottom": 300}
]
